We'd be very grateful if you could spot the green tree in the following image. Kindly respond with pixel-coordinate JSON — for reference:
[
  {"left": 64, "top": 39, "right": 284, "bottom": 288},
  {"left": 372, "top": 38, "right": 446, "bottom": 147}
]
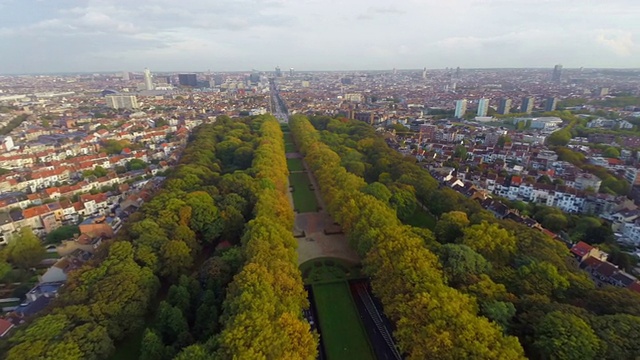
[
  {"left": 517, "top": 261, "right": 569, "bottom": 298},
  {"left": 140, "top": 328, "right": 170, "bottom": 360},
  {"left": 462, "top": 221, "right": 516, "bottom": 264},
  {"left": 591, "top": 314, "right": 640, "bottom": 359},
  {"left": 126, "top": 158, "right": 147, "bottom": 171},
  {"left": 542, "top": 213, "right": 568, "bottom": 232},
  {"left": 45, "top": 225, "right": 79, "bottom": 244},
  {"left": 603, "top": 147, "right": 620, "bottom": 158},
  {"left": 160, "top": 240, "right": 193, "bottom": 280},
  {"left": 434, "top": 211, "right": 470, "bottom": 243},
  {"left": 438, "top": 243, "right": 490, "bottom": 286},
  {"left": 389, "top": 185, "right": 417, "bottom": 221},
  {"left": 7, "top": 227, "right": 46, "bottom": 269},
  {"left": 174, "top": 345, "right": 211, "bottom": 360},
  {"left": 362, "top": 182, "right": 392, "bottom": 203},
  {"left": 533, "top": 312, "right": 600, "bottom": 360},
  {"left": 454, "top": 145, "right": 467, "bottom": 159},
  {"left": 480, "top": 300, "right": 516, "bottom": 331}
]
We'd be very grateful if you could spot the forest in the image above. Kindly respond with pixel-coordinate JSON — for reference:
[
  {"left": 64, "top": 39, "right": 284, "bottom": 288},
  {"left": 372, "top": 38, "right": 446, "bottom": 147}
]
[
  {"left": 3, "top": 115, "right": 316, "bottom": 359},
  {"left": 290, "top": 114, "right": 640, "bottom": 360}
]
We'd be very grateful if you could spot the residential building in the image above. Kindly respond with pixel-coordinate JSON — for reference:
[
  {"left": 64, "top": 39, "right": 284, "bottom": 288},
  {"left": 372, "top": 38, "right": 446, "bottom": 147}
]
[
  {"left": 454, "top": 99, "right": 467, "bottom": 118},
  {"left": 477, "top": 98, "right": 489, "bottom": 117},
  {"left": 106, "top": 95, "right": 139, "bottom": 110},
  {"left": 521, "top": 97, "right": 534, "bottom": 114},
  {"left": 545, "top": 97, "right": 558, "bottom": 112},
  {"left": 497, "top": 98, "right": 511, "bottom": 115}
]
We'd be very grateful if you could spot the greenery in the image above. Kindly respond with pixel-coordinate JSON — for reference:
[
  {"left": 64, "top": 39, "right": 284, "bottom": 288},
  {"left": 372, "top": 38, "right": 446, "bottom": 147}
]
[
  {"left": 4, "top": 115, "right": 317, "bottom": 359},
  {"left": 292, "top": 115, "right": 525, "bottom": 359},
  {"left": 45, "top": 225, "right": 79, "bottom": 244},
  {"left": 289, "top": 172, "right": 319, "bottom": 213},
  {"left": 295, "top": 114, "right": 640, "bottom": 359},
  {"left": 312, "top": 282, "right": 375, "bottom": 359},
  {"left": 0, "top": 114, "right": 28, "bottom": 135}
]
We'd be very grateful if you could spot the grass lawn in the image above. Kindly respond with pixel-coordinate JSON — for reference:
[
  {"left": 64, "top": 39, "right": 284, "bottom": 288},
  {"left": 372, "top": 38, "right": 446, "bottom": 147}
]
[
  {"left": 313, "top": 282, "right": 375, "bottom": 360},
  {"left": 289, "top": 172, "right": 318, "bottom": 213},
  {"left": 405, "top": 208, "right": 437, "bottom": 230},
  {"left": 43, "top": 252, "right": 61, "bottom": 259},
  {"left": 287, "top": 158, "right": 305, "bottom": 172},
  {"left": 285, "top": 142, "right": 297, "bottom": 153},
  {"left": 283, "top": 132, "right": 295, "bottom": 145},
  {"left": 300, "top": 258, "right": 364, "bottom": 285}
]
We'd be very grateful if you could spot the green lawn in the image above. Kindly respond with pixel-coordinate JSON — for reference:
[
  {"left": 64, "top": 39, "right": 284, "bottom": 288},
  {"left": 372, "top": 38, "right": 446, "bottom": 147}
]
[
  {"left": 313, "top": 282, "right": 375, "bottom": 360},
  {"left": 285, "top": 142, "right": 297, "bottom": 153},
  {"left": 405, "top": 208, "right": 437, "bottom": 230},
  {"left": 287, "top": 158, "right": 305, "bottom": 172},
  {"left": 300, "top": 258, "right": 364, "bottom": 285},
  {"left": 289, "top": 172, "right": 318, "bottom": 212},
  {"left": 43, "top": 252, "right": 61, "bottom": 259},
  {"left": 283, "top": 132, "right": 294, "bottom": 145}
]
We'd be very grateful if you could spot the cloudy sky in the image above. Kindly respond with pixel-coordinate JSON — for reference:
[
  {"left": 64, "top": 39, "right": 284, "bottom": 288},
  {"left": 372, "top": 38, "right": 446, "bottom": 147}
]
[{"left": 0, "top": 0, "right": 638, "bottom": 73}]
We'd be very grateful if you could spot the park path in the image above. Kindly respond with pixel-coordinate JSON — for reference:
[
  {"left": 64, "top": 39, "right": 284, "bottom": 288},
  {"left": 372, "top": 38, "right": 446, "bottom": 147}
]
[{"left": 284, "top": 148, "right": 360, "bottom": 266}]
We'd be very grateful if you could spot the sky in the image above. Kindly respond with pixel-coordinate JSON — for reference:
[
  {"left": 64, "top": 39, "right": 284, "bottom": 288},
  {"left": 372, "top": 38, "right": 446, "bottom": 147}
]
[{"left": 0, "top": 0, "right": 639, "bottom": 74}]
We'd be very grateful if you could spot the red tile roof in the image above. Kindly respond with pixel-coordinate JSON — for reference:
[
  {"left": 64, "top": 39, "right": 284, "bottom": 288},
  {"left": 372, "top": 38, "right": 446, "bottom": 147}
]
[{"left": 570, "top": 241, "right": 594, "bottom": 258}]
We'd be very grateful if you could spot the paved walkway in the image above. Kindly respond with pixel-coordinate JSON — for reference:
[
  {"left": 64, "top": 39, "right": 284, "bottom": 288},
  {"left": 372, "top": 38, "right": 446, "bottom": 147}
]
[{"left": 286, "top": 150, "right": 360, "bottom": 265}]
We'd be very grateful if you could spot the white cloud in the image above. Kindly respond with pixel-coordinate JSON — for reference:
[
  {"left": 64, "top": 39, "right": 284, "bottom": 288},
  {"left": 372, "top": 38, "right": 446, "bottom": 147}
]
[{"left": 596, "top": 30, "right": 635, "bottom": 56}]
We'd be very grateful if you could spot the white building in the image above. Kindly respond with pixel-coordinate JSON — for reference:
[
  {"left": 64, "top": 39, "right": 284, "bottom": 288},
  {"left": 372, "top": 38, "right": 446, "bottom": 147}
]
[
  {"left": 106, "top": 95, "right": 139, "bottom": 110},
  {"left": 477, "top": 98, "right": 489, "bottom": 117},
  {"left": 454, "top": 99, "right": 467, "bottom": 118}
]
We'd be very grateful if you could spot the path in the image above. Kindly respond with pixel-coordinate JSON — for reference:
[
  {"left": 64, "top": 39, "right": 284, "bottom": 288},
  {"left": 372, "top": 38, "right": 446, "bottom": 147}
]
[{"left": 284, "top": 142, "right": 359, "bottom": 265}]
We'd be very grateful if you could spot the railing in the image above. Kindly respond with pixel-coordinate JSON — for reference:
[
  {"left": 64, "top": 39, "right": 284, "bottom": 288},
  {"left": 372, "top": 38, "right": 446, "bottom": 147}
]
[{"left": 355, "top": 283, "right": 402, "bottom": 360}]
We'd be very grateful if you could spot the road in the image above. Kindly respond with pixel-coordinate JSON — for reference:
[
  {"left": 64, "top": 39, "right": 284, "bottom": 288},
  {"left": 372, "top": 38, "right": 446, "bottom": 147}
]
[{"left": 269, "top": 78, "right": 289, "bottom": 123}]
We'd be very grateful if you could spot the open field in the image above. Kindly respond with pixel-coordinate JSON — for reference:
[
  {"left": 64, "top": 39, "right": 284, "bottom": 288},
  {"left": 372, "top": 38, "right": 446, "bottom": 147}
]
[
  {"left": 312, "top": 282, "right": 375, "bottom": 360},
  {"left": 289, "top": 172, "right": 318, "bottom": 213},
  {"left": 287, "top": 158, "right": 305, "bottom": 172},
  {"left": 405, "top": 208, "right": 437, "bottom": 230}
]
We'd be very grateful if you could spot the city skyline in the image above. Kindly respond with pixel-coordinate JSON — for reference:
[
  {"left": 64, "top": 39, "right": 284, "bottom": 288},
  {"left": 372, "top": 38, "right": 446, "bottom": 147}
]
[{"left": 0, "top": 0, "right": 639, "bottom": 74}]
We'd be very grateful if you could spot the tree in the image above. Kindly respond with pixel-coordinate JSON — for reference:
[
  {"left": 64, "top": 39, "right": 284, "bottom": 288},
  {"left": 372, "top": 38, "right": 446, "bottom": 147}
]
[
  {"left": 537, "top": 175, "right": 552, "bottom": 184},
  {"left": 434, "top": 211, "right": 470, "bottom": 243},
  {"left": 193, "top": 289, "right": 219, "bottom": 341},
  {"left": 7, "top": 227, "right": 46, "bottom": 269},
  {"left": 603, "top": 146, "right": 620, "bottom": 158},
  {"left": 140, "top": 328, "right": 170, "bottom": 360},
  {"left": 438, "top": 244, "right": 490, "bottom": 286},
  {"left": 547, "top": 129, "right": 572, "bottom": 146},
  {"left": 480, "top": 300, "right": 516, "bottom": 331},
  {"left": 174, "top": 345, "right": 211, "bottom": 360},
  {"left": 542, "top": 213, "right": 568, "bottom": 232},
  {"left": 126, "top": 159, "right": 147, "bottom": 171},
  {"left": 462, "top": 221, "right": 516, "bottom": 264},
  {"left": 389, "top": 185, "right": 417, "bottom": 221},
  {"left": 45, "top": 225, "right": 79, "bottom": 244},
  {"left": 362, "top": 182, "right": 392, "bottom": 203},
  {"left": 454, "top": 145, "right": 467, "bottom": 159},
  {"left": 517, "top": 261, "right": 569, "bottom": 298},
  {"left": 160, "top": 240, "right": 193, "bottom": 280},
  {"left": 533, "top": 312, "right": 600, "bottom": 360},
  {"left": 591, "top": 314, "right": 640, "bottom": 359}
]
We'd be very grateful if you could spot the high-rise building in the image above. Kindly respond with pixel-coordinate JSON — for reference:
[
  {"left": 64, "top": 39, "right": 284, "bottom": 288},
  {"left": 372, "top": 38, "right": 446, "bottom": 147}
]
[
  {"left": 497, "top": 98, "right": 512, "bottom": 115},
  {"left": 477, "top": 98, "right": 489, "bottom": 117},
  {"left": 552, "top": 64, "right": 563, "bottom": 82},
  {"left": 275, "top": 66, "right": 282, "bottom": 77},
  {"left": 289, "top": 68, "right": 294, "bottom": 77},
  {"left": 121, "top": 71, "right": 130, "bottom": 81},
  {"left": 455, "top": 66, "right": 461, "bottom": 79},
  {"left": 178, "top": 73, "right": 198, "bottom": 87},
  {"left": 143, "top": 68, "right": 154, "bottom": 90},
  {"left": 422, "top": 67, "right": 427, "bottom": 80},
  {"left": 454, "top": 99, "right": 467, "bottom": 118},
  {"left": 521, "top": 97, "right": 535, "bottom": 114},
  {"left": 106, "top": 95, "right": 139, "bottom": 109},
  {"left": 598, "top": 87, "right": 609, "bottom": 97},
  {"left": 213, "top": 74, "right": 224, "bottom": 86},
  {"left": 249, "top": 72, "right": 260, "bottom": 84},
  {"left": 545, "top": 97, "right": 558, "bottom": 112}
]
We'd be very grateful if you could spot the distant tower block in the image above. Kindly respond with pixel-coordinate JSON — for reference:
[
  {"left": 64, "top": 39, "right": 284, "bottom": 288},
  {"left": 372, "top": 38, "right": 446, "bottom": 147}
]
[
  {"left": 497, "top": 98, "right": 512, "bottom": 115},
  {"left": 422, "top": 67, "right": 427, "bottom": 79},
  {"left": 143, "top": 68, "right": 154, "bottom": 90},
  {"left": 552, "top": 64, "right": 563, "bottom": 82}
]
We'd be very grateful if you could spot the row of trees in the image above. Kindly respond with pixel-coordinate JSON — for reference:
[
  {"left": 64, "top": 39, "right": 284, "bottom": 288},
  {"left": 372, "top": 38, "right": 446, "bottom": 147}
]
[
  {"left": 291, "top": 115, "right": 525, "bottom": 359},
  {"left": 305, "top": 115, "right": 640, "bottom": 359},
  {"left": 3, "top": 116, "right": 275, "bottom": 359},
  {"left": 216, "top": 119, "right": 317, "bottom": 359}
]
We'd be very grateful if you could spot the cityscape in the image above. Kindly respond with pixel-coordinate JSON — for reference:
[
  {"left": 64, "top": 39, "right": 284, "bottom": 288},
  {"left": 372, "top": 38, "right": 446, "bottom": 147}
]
[{"left": 1, "top": 0, "right": 640, "bottom": 359}]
